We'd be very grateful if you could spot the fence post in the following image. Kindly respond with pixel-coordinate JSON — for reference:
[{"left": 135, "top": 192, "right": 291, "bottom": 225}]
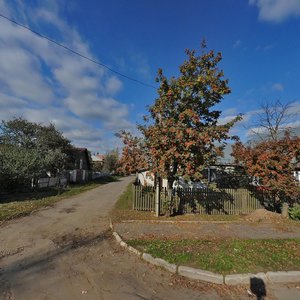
[
  {"left": 281, "top": 202, "right": 289, "bottom": 218},
  {"left": 155, "top": 175, "right": 161, "bottom": 217},
  {"left": 132, "top": 184, "right": 136, "bottom": 210}
]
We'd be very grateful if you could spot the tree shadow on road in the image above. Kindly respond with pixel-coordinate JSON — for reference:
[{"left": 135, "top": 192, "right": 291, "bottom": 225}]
[
  {"left": 0, "top": 176, "right": 120, "bottom": 205},
  {"left": 0, "top": 228, "right": 112, "bottom": 296}
]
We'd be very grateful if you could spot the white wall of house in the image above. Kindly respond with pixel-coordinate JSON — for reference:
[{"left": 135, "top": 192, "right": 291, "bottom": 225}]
[
  {"left": 138, "top": 171, "right": 155, "bottom": 186},
  {"left": 137, "top": 171, "right": 206, "bottom": 189},
  {"left": 70, "top": 170, "right": 77, "bottom": 183},
  {"left": 37, "top": 176, "right": 68, "bottom": 188},
  {"left": 294, "top": 171, "right": 300, "bottom": 182}
]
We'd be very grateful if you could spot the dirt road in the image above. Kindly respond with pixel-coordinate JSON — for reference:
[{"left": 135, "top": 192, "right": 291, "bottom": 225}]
[
  {"left": 1, "top": 177, "right": 228, "bottom": 300},
  {"left": 1, "top": 177, "right": 299, "bottom": 300}
]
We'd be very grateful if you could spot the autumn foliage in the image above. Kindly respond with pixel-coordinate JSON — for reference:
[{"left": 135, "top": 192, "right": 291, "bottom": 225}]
[
  {"left": 139, "top": 43, "right": 241, "bottom": 187},
  {"left": 117, "top": 130, "right": 148, "bottom": 175},
  {"left": 232, "top": 131, "right": 300, "bottom": 201}
]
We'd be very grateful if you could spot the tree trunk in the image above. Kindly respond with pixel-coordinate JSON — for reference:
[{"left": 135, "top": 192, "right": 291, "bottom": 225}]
[{"left": 166, "top": 162, "right": 178, "bottom": 216}]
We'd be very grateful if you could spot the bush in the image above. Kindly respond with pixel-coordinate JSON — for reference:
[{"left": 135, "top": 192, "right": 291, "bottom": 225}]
[{"left": 289, "top": 206, "right": 300, "bottom": 221}]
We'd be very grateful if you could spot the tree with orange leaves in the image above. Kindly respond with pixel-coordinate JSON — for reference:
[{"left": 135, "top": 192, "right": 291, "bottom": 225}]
[
  {"left": 232, "top": 131, "right": 300, "bottom": 203},
  {"left": 139, "top": 42, "right": 241, "bottom": 189},
  {"left": 117, "top": 130, "right": 148, "bottom": 175}
]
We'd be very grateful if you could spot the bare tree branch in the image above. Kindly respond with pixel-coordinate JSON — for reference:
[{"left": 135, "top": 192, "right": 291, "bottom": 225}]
[{"left": 249, "top": 99, "right": 297, "bottom": 142}]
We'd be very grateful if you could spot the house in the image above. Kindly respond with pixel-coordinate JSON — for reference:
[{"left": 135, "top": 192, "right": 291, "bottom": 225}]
[
  {"left": 69, "top": 148, "right": 92, "bottom": 182},
  {"left": 91, "top": 153, "right": 105, "bottom": 171},
  {"left": 37, "top": 148, "right": 92, "bottom": 187},
  {"left": 137, "top": 171, "right": 206, "bottom": 189},
  {"left": 293, "top": 162, "right": 300, "bottom": 182}
]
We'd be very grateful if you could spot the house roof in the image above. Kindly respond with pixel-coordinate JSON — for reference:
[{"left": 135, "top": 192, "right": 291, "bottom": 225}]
[{"left": 91, "top": 154, "right": 104, "bottom": 162}]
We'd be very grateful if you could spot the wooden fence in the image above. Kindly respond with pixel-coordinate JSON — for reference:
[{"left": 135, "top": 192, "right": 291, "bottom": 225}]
[
  {"left": 133, "top": 186, "right": 156, "bottom": 211},
  {"left": 132, "top": 185, "right": 280, "bottom": 215}
]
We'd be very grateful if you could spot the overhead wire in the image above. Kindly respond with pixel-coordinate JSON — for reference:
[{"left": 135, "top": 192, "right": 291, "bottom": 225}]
[{"left": 0, "top": 13, "right": 156, "bottom": 89}]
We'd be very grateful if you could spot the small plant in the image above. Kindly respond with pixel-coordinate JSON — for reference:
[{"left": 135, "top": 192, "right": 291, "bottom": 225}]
[{"left": 289, "top": 206, "right": 300, "bottom": 221}]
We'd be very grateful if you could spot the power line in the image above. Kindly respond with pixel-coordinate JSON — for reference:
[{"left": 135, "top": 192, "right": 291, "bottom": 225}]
[{"left": 0, "top": 13, "right": 156, "bottom": 89}]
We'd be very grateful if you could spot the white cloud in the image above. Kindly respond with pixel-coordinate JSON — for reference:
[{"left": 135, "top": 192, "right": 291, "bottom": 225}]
[
  {"left": 105, "top": 77, "right": 123, "bottom": 95},
  {"left": 221, "top": 101, "right": 300, "bottom": 142},
  {"left": 0, "top": 0, "right": 11, "bottom": 16},
  {"left": 64, "top": 96, "right": 131, "bottom": 130},
  {"left": 0, "top": 0, "right": 134, "bottom": 153},
  {"left": 272, "top": 83, "right": 284, "bottom": 91},
  {"left": 0, "top": 45, "right": 54, "bottom": 103},
  {"left": 263, "top": 44, "right": 275, "bottom": 51},
  {"left": 0, "top": 104, "right": 105, "bottom": 150},
  {"left": 219, "top": 107, "right": 261, "bottom": 126},
  {"left": 119, "top": 51, "right": 151, "bottom": 79},
  {"left": 0, "top": 92, "right": 27, "bottom": 107},
  {"left": 233, "top": 40, "right": 241, "bottom": 49},
  {"left": 218, "top": 115, "right": 239, "bottom": 125},
  {"left": 249, "top": 0, "right": 300, "bottom": 23},
  {"left": 286, "top": 120, "right": 300, "bottom": 129},
  {"left": 222, "top": 108, "right": 238, "bottom": 117},
  {"left": 132, "top": 53, "right": 151, "bottom": 78},
  {"left": 245, "top": 100, "right": 300, "bottom": 137}
]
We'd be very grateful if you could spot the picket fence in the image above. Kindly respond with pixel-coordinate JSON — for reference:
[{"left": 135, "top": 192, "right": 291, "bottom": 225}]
[{"left": 132, "top": 185, "right": 277, "bottom": 215}]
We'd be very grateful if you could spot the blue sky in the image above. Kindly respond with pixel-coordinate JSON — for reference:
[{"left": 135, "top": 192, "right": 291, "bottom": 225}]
[{"left": 0, "top": 0, "right": 300, "bottom": 154}]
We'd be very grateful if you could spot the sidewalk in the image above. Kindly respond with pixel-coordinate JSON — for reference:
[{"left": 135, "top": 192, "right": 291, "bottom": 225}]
[{"left": 114, "top": 219, "right": 300, "bottom": 241}]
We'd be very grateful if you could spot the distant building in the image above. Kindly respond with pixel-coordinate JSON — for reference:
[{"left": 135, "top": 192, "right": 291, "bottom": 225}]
[{"left": 91, "top": 153, "right": 105, "bottom": 171}]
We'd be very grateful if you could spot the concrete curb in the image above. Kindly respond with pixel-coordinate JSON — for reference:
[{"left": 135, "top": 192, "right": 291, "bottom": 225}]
[
  {"left": 111, "top": 225, "right": 300, "bottom": 285},
  {"left": 178, "top": 266, "right": 223, "bottom": 284},
  {"left": 112, "top": 231, "right": 122, "bottom": 243},
  {"left": 128, "top": 245, "right": 142, "bottom": 256},
  {"left": 225, "top": 273, "right": 267, "bottom": 285},
  {"left": 266, "top": 271, "right": 300, "bottom": 283},
  {"left": 142, "top": 253, "right": 177, "bottom": 273},
  {"left": 120, "top": 220, "right": 239, "bottom": 224},
  {"left": 109, "top": 218, "right": 113, "bottom": 230}
]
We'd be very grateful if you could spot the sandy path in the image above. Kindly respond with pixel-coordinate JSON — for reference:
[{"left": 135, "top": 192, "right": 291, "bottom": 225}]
[
  {"left": 115, "top": 220, "right": 300, "bottom": 240},
  {"left": 0, "top": 177, "right": 224, "bottom": 300}
]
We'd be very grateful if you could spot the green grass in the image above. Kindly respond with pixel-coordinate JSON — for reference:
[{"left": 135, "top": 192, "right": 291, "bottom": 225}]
[
  {"left": 114, "top": 181, "right": 133, "bottom": 210},
  {"left": 110, "top": 182, "right": 145, "bottom": 222},
  {"left": 0, "top": 176, "right": 119, "bottom": 222},
  {"left": 127, "top": 238, "right": 300, "bottom": 275}
]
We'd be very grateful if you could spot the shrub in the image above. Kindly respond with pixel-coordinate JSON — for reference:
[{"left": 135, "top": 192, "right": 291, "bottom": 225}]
[{"left": 289, "top": 206, "right": 300, "bottom": 221}]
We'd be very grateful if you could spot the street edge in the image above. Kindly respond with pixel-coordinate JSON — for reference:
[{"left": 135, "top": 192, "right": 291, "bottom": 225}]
[{"left": 110, "top": 223, "right": 300, "bottom": 285}]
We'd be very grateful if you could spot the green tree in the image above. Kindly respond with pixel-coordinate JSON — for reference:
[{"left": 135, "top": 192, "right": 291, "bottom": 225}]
[
  {"left": 0, "top": 117, "right": 73, "bottom": 190},
  {"left": 140, "top": 43, "right": 241, "bottom": 189},
  {"left": 102, "top": 149, "right": 119, "bottom": 174}
]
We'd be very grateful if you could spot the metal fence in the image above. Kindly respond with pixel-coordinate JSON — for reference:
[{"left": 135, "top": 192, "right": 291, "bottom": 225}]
[{"left": 132, "top": 184, "right": 283, "bottom": 215}]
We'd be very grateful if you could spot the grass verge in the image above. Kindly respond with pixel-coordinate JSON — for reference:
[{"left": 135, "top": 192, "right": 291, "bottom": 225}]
[
  {"left": 0, "top": 176, "right": 118, "bottom": 222},
  {"left": 112, "top": 183, "right": 300, "bottom": 274},
  {"left": 127, "top": 238, "right": 300, "bottom": 275}
]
